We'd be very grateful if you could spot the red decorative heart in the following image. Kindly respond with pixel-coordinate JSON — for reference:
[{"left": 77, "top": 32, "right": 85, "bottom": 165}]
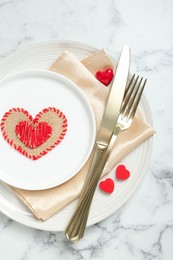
[
  {"left": 15, "top": 121, "right": 52, "bottom": 148},
  {"left": 116, "top": 165, "right": 130, "bottom": 180},
  {"left": 96, "top": 68, "right": 114, "bottom": 86},
  {"left": 99, "top": 178, "right": 115, "bottom": 193},
  {"left": 1, "top": 107, "right": 68, "bottom": 160}
]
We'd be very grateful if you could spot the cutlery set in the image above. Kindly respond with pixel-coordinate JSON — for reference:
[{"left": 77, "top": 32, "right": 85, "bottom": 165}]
[{"left": 65, "top": 45, "right": 147, "bottom": 242}]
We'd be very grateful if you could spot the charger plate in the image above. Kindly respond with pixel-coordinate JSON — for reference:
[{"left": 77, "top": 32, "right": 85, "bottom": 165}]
[{"left": 0, "top": 41, "right": 153, "bottom": 231}]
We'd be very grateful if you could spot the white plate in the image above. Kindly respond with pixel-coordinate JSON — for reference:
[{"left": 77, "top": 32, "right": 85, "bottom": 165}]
[
  {"left": 0, "top": 41, "right": 153, "bottom": 231},
  {"left": 0, "top": 70, "right": 96, "bottom": 190}
]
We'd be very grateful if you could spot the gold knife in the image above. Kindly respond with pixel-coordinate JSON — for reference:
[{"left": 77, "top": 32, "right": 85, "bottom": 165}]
[{"left": 65, "top": 45, "right": 131, "bottom": 241}]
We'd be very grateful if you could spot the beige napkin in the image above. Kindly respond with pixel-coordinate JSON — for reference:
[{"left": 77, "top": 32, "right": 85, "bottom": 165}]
[{"left": 11, "top": 50, "right": 155, "bottom": 221}]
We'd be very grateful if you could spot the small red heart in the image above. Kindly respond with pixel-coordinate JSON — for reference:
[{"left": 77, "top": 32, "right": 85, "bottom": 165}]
[
  {"left": 96, "top": 68, "right": 114, "bottom": 86},
  {"left": 99, "top": 178, "right": 115, "bottom": 193},
  {"left": 16, "top": 121, "right": 52, "bottom": 148},
  {"left": 116, "top": 165, "right": 130, "bottom": 180}
]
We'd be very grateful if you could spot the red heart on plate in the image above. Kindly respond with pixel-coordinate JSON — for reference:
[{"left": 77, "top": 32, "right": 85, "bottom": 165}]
[
  {"left": 96, "top": 68, "right": 114, "bottom": 86},
  {"left": 99, "top": 178, "right": 115, "bottom": 193},
  {"left": 116, "top": 165, "right": 130, "bottom": 180},
  {"left": 1, "top": 107, "right": 68, "bottom": 160},
  {"left": 15, "top": 121, "right": 52, "bottom": 149}
]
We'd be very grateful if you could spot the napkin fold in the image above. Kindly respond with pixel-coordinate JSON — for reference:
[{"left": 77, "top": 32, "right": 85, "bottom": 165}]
[{"left": 11, "top": 50, "right": 155, "bottom": 221}]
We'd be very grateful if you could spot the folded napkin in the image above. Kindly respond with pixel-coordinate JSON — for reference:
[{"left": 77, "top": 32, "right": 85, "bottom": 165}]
[{"left": 11, "top": 50, "right": 155, "bottom": 221}]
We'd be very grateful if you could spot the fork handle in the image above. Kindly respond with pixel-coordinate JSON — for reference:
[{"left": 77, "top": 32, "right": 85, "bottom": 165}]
[
  {"left": 65, "top": 144, "right": 105, "bottom": 241},
  {"left": 65, "top": 132, "right": 118, "bottom": 242}
]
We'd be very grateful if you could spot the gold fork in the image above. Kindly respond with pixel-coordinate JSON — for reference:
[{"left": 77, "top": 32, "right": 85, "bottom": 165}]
[{"left": 65, "top": 74, "right": 147, "bottom": 242}]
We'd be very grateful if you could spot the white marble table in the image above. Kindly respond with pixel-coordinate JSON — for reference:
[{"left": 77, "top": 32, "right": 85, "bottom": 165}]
[{"left": 0, "top": 0, "right": 173, "bottom": 259}]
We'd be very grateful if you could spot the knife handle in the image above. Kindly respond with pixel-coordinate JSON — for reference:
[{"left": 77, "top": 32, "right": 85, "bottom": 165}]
[
  {"left": 79, "top": 143, "right": 105, "bottom": 198},
  {"left": 65, "top": 132, "right": 118, "bottom": 242}
]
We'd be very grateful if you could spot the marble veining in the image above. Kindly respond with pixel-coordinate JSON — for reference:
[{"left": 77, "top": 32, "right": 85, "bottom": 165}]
[{"left": 0, "top": 0, "right": 173, "bottom": 259}]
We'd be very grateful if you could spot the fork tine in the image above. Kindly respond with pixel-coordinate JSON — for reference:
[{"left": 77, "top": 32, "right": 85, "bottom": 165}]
[
  {"left": 125, "top": 76, "right": 143, "bottom": 116},
  {"left": 121, "top": 74, "right": 138, "bottom": 114},
  {"left": 122, "top": 75, "right": 146, "bottom": 120},
  {"left": 123, "top": 74, "right": 136, "bottom": 98},
  {"left": 129, "top": 78, "right": 147, "bottom": 118}
]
